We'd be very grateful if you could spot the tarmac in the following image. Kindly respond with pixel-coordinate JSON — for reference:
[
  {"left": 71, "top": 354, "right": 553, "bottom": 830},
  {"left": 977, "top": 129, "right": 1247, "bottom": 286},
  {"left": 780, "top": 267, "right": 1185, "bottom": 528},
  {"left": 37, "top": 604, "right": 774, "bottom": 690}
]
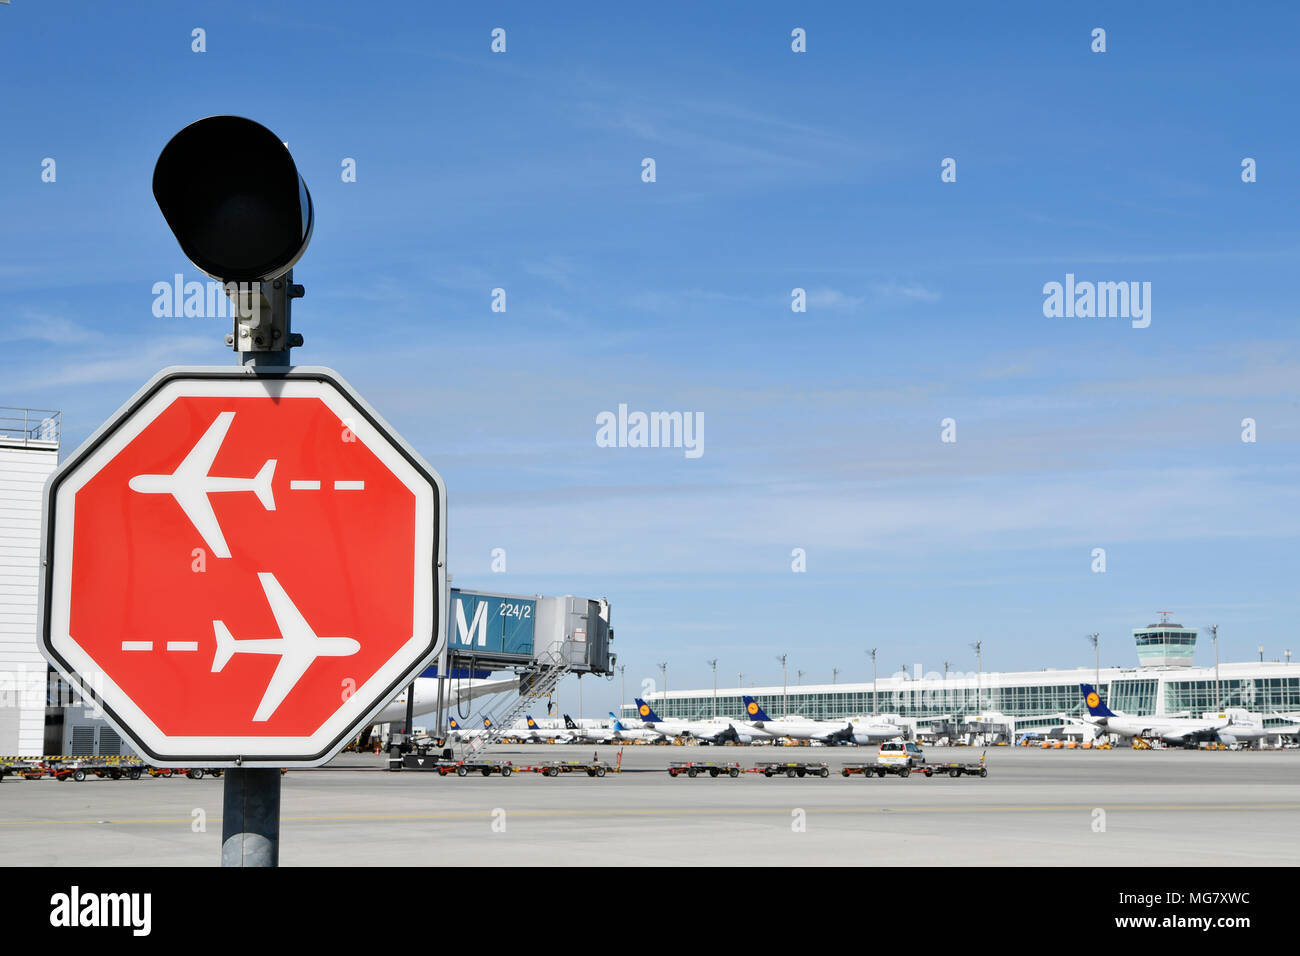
[{"left": 2, "top": 744, "right": 1297, "bottom": 866}]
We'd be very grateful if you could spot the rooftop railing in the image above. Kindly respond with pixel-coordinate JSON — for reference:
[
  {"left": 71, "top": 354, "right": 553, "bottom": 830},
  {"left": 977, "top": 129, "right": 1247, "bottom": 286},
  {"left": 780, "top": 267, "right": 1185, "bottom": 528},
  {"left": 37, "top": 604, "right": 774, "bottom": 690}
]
[{"left": 0, "top": 406, "right": 61, "bottom": 447}]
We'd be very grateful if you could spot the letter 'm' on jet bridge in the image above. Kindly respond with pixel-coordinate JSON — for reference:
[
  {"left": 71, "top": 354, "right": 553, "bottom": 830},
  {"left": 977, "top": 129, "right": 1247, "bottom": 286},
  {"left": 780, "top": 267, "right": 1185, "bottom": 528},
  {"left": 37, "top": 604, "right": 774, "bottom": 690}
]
[{"left": 128, "top": 410, "right": 365, "bottom": 559}]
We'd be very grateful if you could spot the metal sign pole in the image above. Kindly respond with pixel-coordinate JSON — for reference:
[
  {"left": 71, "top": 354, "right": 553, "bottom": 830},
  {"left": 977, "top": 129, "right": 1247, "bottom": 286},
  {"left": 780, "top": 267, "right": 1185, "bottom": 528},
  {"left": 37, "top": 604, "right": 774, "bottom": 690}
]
[
  {"left": 219, "top": 276, "right": 296, "bottom": 867},
  {"left": 221, "top": 767, "right": 281, "bottom": 866}
]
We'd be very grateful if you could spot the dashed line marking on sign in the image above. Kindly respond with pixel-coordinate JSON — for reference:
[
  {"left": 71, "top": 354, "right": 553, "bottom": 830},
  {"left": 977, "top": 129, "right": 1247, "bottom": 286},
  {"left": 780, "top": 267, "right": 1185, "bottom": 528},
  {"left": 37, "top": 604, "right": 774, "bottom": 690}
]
[{"left": 121, "top": 641, "right": 153, "bottom": 652}]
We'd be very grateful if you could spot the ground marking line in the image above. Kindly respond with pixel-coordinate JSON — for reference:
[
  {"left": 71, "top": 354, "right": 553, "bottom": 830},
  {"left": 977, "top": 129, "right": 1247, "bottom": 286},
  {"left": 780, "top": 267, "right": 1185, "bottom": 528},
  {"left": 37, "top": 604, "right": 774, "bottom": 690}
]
[{"left": 4, "top": 803, "right": 1298, "bottom": 827}]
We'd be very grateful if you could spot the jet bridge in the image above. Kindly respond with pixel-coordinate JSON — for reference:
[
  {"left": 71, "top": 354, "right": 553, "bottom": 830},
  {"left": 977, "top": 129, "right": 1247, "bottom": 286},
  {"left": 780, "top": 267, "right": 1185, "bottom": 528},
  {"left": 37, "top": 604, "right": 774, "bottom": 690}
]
[
  {"left": 431, "top": 589, "right": 612, "bottom": 675},
  {"left": 419, "top": 589, "right": 613, "bottom": 753}
]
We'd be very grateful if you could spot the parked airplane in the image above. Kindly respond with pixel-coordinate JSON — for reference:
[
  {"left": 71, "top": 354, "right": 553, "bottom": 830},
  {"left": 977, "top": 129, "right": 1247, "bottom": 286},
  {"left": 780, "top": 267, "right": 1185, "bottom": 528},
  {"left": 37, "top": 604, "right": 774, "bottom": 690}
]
[
  {"left": 374, "top": 676, "right": 521, "bottom": 726},
  {"left": 562, "top": 715, "right": 616, "bottom": 743},
  {"left": 443, "top": 716, "right": 496, "bottom": 743},
  {"left": 845, "top": 714, "right": 909, "bottom": 744},
  {"left": 607, "top": 712, "right": 661, "bottom": 742},
  {"left": 514, "top": 715, "right": 553, "bottom": 742},
  {"left": 742, "top": 696, "right": 853, "bottom": 744},
  {"left": 633, "top": 698, "right": 770, "bottom": 744},
  {"left": 1080, "top": 684, "right": 1257, "bottom": 747},
  {"left": 504, "top": 715, "right": 574, "bottom": 743},
  {"left": 1199, "top": 710, "right": 1268, "bottom": 746},
  {"left": 211, "top": 571, "right": 359, "bottom": 721},
  {"left": 129, "top": 410, "right": 275, "bottom": 559}
]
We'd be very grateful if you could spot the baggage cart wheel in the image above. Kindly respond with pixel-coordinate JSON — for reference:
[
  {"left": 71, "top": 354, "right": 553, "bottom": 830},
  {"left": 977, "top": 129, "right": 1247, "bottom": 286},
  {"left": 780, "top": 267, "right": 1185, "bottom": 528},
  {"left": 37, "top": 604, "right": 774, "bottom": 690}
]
[
  {"left": 586, "top": 769, "right": 595, "bottom": 777},
  {"left": 688, "top": 768, "right": 698, "bottom": 778},
  {"left": 841, "top": 768, "right": 850, "bottom": 777},
  {"left": 73, "top": 769, "right": 86, "bottom": 782},
  {"left": 456, "top": 766, "right": 468, "bottom": 777},
  {"left": 128, "top": 769, "right": 141, "bottom": 780},
  {"left": 481, "top": 768, "right": 491, "bottom": 777},
  {"left": 949, "top": 769, "right": 960, "bottom": 777},
  {"left": 819, "top": 767, "right": 829, "bottom": 778},
  {"left": 669, "top": 769, "right": 678, "bottom": 776},
  {"left": 764, "top": 770, "right": 773, "bottom": 778},
  {"left": 979, "top": 767, "right": 987, "bottom": 778},
  {"left": 796, "top": 769, "right": 806, "bottom": 778},
  {"left": 596, "top": 767, "right": 606, "bottom": 777},
  {"left": 501, "top": 766, "right": 513, "bottom": 777},
  {"left": 876, "top": 769, "right": 885, "bottom": 777},
  {"left": 787, "top": 769, "right": 797, "bottom": 778},
  {"left": 900, "top": 767, "right": 910, "bottom": 778},
  {"left": 729, "top": 768, "right": 739, "bottom": 778},
  {"left": 923, "top": 769, "right": 932, "bottom": 777},
  {"left": 709, "top": 768, "right": 719, "bottom": 778}
]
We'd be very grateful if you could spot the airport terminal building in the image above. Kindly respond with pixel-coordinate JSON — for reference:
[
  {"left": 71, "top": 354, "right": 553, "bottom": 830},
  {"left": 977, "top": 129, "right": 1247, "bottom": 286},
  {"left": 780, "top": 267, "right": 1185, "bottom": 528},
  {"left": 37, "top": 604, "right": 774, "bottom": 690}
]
[
  {"left": 0, "top": 409, "right": 61, "bottom": 756},
  {"left": 628, "top": 618, "right": 1300, "bottom": 736}
]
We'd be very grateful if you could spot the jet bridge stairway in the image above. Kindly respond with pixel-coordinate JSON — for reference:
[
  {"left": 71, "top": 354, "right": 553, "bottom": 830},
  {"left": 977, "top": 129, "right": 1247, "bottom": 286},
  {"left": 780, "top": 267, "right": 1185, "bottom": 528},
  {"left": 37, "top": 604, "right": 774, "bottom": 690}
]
[{"left": 458, "top": 641, "right": 574, "bottom": 757}]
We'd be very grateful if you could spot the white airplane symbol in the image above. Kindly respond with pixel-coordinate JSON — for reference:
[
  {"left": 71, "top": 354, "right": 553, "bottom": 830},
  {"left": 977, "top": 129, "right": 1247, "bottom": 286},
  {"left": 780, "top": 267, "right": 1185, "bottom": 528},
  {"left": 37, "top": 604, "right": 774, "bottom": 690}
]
[
  {"left": 212, "top": 572, "right": 361, "bottom": 722},
  {"left": 128, "top": 411, "right": 275, "bottom": 559}
]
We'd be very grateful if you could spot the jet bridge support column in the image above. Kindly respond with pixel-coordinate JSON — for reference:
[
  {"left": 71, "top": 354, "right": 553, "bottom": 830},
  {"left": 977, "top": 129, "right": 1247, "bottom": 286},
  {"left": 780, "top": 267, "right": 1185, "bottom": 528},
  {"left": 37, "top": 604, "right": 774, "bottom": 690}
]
[{"left": 433, "top": 635, "right": 451, "bottom": 740}]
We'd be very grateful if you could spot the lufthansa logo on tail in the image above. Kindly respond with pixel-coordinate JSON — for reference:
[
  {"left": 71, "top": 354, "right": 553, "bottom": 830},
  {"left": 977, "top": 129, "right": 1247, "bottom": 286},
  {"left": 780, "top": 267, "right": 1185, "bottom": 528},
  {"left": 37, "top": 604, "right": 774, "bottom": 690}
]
[
  {"left": 639, "top": 705, "right": 650, "bottom": 717},
  {"left": 747, "top": 702, "right": 759, "bottom": 715},
  {"left": 1086, "top": 692, "right": 1100, "bottom": 708}
]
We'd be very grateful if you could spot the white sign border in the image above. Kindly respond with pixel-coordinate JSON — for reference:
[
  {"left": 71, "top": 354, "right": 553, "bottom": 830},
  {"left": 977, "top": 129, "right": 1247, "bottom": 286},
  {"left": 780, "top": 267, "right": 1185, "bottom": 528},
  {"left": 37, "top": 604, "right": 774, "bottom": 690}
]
[{"left": 38, "top": 366, "right": 446, "bottom": 767}]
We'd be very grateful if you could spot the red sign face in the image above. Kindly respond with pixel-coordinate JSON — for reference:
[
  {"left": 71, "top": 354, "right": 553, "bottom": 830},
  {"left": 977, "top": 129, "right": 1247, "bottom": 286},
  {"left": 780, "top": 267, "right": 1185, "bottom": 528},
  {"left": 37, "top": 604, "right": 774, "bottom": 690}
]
[{"left": 40, "top": 368, "right": 445, "bottom": 765}]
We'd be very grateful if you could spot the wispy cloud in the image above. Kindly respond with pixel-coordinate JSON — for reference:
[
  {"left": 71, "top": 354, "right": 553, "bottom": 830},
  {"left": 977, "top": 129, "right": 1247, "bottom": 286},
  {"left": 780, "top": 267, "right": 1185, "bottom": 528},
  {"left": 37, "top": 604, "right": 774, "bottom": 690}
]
[
  {"left": 4, "top": 336, "right": 215, "bottom": 391},
  {"left": 0, "top": 312, "right": 106, "bottom": 346}
]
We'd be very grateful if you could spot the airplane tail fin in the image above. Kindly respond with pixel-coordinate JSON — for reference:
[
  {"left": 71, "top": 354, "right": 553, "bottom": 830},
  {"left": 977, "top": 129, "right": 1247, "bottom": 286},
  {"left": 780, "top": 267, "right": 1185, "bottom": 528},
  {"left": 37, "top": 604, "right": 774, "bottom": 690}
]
[
  {"left": 526, "top": 715, "right": 538, "bottom": 730},
  {"left": 743, "top": 695, "right": 772, "bottom": 722},
  {"left": 612, "top": 719, "right": 625, "bottom": 731},
  {"left": 1081, "top": 684, "right": 1116, "bottom": 718},
  {"left": 253, "top": 459, "right": 277, "bottom": 511},
  {"left": 563, "top": 714, "right": 577, "bottom": 729},
  {"left": 448, "top": 717, "right": 461, "bottom": 731},
  {"left": 634, "top": 698, "right": 662, "bottom": 723},
  {"left": 211, "top": 621, "right": 235, "bottom": 672}
]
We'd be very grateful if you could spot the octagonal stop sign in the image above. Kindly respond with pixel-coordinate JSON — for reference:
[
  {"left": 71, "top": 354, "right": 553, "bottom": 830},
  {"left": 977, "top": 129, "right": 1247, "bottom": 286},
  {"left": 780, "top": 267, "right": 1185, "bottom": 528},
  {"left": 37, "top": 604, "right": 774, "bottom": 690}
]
[{"left": 38, "top": 366, "right": 446, "bottom": 766}]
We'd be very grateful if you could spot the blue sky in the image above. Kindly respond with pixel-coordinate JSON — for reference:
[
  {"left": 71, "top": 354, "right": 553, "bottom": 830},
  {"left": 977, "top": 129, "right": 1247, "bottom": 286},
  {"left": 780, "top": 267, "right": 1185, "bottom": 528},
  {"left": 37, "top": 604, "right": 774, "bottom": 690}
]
[{"left": 3, "top": 2, "right": 1299, "bottom": 716}]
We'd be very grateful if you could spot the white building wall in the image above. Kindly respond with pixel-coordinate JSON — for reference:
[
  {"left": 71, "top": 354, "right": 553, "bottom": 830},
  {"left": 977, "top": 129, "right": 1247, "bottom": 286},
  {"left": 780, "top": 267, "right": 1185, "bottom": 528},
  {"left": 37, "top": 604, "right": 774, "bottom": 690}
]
[{"left": 0, "top": 438, "right": 59, "bottom": 755}]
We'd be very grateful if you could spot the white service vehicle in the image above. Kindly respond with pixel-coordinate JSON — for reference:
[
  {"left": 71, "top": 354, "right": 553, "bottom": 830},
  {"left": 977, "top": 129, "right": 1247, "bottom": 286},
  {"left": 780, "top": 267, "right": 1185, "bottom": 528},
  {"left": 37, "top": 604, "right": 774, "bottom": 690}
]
[{"left": 876, "top": 740, "right": 926, "bottom": 769}]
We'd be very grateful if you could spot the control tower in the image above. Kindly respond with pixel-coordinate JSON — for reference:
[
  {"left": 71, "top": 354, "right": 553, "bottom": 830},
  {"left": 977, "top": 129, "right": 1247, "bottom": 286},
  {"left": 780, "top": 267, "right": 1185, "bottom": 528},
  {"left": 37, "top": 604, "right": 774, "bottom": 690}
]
[{"left": 1133, "top": 611, "right": 1198, "bottom": 668}]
